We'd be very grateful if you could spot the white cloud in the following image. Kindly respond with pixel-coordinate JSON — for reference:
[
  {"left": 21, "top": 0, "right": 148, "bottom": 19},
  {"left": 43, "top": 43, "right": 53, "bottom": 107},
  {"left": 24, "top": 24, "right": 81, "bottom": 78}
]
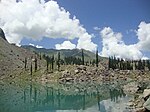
[
  {"left": 36, "top": 45, "right": 43, "bottom": 48},
  {"left": 100, "top": 27, "right": 143, "bottom": 60},
  {"left": 142, "top": 56, "right": 149, "bottom": 60},
  {"left": 93, "top": 26, "right": 101, "bottom": 31},
  {"left": 29, "top": 43, "right": 43, "bottom": 48},
  {"left": 55, "top": 41, "right": 76, "bottom": 50},
  {"left": 0, "top": 0, "right": 97, "bottom": 51},
  {"left": 29, "top": 43, "right": 35, "bottom": 47},
  {"left": 136, "top": 21, "right": 150, "bottom": 51},
  {"left": 100, "top": 22, "right": 150, "bottom": 59},
  {"left": 77, "top": 33, "right": 97, "bottom": 51}
]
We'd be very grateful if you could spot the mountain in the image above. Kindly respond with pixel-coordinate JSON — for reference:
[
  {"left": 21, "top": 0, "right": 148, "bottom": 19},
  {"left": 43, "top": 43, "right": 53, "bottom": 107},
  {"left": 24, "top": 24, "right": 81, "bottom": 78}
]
[
  {"left": 0, "top": 27, "right": 107, "bottom": 77},
  {"left": 21, "top": 45, "right": 106, "bottom": 61},
  {"left": 0, "top": 30, "right": 43, "bottom": 77}
]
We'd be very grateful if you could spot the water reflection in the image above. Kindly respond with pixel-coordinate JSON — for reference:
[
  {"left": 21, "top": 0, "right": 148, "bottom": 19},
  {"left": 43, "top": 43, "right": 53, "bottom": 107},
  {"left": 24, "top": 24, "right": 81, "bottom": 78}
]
[
  {"left": 110, "top": 88, "right": 126, "bottom": 102},
  {"left": 0, "top": 81, "right": 130, "bottom": 112}
]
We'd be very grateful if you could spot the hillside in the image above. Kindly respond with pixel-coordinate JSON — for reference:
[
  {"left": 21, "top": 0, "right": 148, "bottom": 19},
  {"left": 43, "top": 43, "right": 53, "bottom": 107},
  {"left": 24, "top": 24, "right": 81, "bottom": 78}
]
[
  {"left": 22, "top": 45, "right": 107, "bottom": 62},
  {"left": 0, "top": 27, "right": 107, "bottom": 79},
  {"left": 0, "top": 33, "right": 107, "bottom": 79},
  {"left": 0, "top": 36, "right": 44, "bottom": 78}
]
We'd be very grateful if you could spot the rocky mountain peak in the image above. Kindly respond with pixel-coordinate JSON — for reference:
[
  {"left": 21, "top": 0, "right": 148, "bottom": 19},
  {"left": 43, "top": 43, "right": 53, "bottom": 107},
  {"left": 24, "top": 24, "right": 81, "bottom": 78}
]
[{"left": 0, "top": 28, "right": 7, "bottom": 41}]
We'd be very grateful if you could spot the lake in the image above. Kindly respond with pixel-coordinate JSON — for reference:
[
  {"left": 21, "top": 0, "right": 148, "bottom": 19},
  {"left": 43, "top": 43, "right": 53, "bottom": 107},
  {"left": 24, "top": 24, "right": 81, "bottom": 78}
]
[{"left": 0, "top": 80, "right": 132, "bottom": 112}]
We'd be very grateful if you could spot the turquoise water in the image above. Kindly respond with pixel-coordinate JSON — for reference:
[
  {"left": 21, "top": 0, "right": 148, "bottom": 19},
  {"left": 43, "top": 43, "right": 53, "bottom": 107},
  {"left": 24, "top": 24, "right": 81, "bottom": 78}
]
[{"left": 0, "top": 81, "right": 131, "bottom": 112}]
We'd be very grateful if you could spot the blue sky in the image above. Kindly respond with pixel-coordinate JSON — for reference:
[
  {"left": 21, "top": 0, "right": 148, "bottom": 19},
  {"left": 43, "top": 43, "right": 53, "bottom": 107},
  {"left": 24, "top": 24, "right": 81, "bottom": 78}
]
[
  {"left": 22, "top": 0, "right": 150, "bottom": 57},
  {"left": 0, "top": 0, "right": 150, "bottom": 59}
]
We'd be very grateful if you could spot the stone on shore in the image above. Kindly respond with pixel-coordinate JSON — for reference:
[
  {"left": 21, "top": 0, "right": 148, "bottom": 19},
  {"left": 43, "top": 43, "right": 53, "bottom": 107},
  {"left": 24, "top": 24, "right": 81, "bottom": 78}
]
[
  {"left": 143, "top": 97, "right": 150, "bottom": 110},
  {"left": 143, "top": 89, "right": 150, "bottom": 99}
]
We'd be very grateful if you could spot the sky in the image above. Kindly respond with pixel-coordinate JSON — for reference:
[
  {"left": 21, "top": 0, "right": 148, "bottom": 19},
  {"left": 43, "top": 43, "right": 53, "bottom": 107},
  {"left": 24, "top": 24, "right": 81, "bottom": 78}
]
[{"left": 0, "top": 0, "right": 150, "bottom": 59}]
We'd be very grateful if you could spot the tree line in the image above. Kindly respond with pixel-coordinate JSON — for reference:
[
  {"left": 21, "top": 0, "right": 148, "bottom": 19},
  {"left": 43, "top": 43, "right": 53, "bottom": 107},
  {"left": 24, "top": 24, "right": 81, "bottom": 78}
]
[
  {"left": 41, "top": 49, "right": 99, "bottom": 71},
  {"left": 23, "top": 49, "right": 150, "bottom": 77},
  {"left": 108, "top": 56, "right": 150, "bottom": 70}
]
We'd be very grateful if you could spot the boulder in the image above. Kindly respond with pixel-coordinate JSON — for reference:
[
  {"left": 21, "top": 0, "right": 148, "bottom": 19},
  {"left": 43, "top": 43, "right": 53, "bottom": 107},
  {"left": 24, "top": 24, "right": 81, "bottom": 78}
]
[
  {"left": 77, "top": 65, "right": 86, "bottom": 71},
  {"left": 143, "top": 89, "right": 150, "bottom": 99},
  {"left": 135, "top": 108, "right": 146, "bottom": 112},
  {"left": 83, "top": 66, "right": 86, "bottom": 71},
  {"left": 143, "top": 97, "right": 150, "bottom": 110},
  {"left": 74, "top": 69, "right": 79, "bottom": 74},
  {"left": 77, "top": 66, "right": 82, "bottom": 70},
  {"left": 126, "top": 102, "right": 134, "bottom": 107},
  {"left": 66, "top": 77, "right": 74, "bottom": 82},
  {"left": 92, "top": 68, "right": 98, "bottom": 72},
  {"left": 123, "top": 82, "right": 139, "bottom": 94}
]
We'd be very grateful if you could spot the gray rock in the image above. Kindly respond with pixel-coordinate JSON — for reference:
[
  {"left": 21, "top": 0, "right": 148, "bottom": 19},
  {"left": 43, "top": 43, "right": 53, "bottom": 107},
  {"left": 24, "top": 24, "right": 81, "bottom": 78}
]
[
  {"left": 83, "top": 66, "right": 86, "bottom": 71},
  {"left": 143, "top": 97, "right": 150, "bottom": 110},
  {"left": 77, "top": 65, "right": 86, "bottom": 71},
  {"left": 143, "top": 89, "right": 150, "bottom": 98},
  {"left": 66, "top": 77, "right": 74, "bottom": 82},
  {"left": 123, "top": 82, "right": 139, "bottom": 94},
  {"left": 0, "top": 28, "right": 7, "bottom": 41},
  {"left": 74, "top": 69, "right": 79, "bottom": 74}
]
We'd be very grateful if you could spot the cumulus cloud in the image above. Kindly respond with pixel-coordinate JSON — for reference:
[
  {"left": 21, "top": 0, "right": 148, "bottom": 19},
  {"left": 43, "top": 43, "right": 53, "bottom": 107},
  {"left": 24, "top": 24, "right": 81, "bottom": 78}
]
[
  {"left": 93, "top": 26, "right": 101, "bottom": 31},
  {"left": 29, "top": 43, "right": 43, "bottom": 48},
  {"left": 29, "top": 43, "right": 35, "bottom": 47},
  {"left": 36, "top": 45, "right": 43, "bottom": 48},
  {"left": 142, "top": 56, "right": 149, "bottom": 60},
  {"left": 136, "top": 22, "right": 150, "bottom": 51},
  {"left": 100, "top": 22, "right": 150, "bottom": 59},
  {"left": 0, "top": 0, "right": 97, "bottom": 51},
  {"left": 100, "top": 27, "right": 143, "bottom": 60},
  {"left": 55, "top": 41, "right": 76, "bottom": 50},
  {"left": 77, "top": 33, "right": 97, "bottom": 51}
]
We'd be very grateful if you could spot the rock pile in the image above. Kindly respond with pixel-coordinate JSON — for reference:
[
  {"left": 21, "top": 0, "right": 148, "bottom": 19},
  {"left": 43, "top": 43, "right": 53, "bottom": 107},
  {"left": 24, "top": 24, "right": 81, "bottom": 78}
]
[
  {"left": 59, "top": 65, "right": 129, "bottom": 84},
  {"left": 126, "top": 87, "right": 150, "bottom": 112},
  {"left": 59, "top": 65, "right": 101, "bottom": 84}
]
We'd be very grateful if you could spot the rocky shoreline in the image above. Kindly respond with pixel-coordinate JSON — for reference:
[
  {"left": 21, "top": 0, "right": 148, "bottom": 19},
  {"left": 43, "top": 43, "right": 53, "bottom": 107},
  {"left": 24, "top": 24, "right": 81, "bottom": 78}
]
[
  {"left": 37, "top": 65, "right": 150, "bottom": 111},
  {"left": 38, "top": 65, "right": 150, "bottom": 85},
  {"left": 2, "top": 64, "right": 150, "bottom": 111},
  {"left": 123, "top": 81, "right": 150, "bottom": 112}
]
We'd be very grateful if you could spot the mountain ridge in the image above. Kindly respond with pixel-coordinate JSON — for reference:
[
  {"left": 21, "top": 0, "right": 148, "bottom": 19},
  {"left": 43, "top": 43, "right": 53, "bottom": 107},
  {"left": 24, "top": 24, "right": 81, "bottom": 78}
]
[{"left": 21, "top": 45, "right": 107, "bottom": 61}]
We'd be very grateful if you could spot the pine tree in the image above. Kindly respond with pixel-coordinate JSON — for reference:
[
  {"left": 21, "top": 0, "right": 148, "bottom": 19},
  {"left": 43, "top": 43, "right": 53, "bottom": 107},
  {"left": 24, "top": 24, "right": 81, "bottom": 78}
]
[
  {"left": 35, "top": 57, "right": 37, "bottom": 72},
  {"left": 147, "top": 60, "right": 150, "bottom": 70},
  {"left": 142, "top": 60, "right": 146, "bottom": 70},
  {"left": 57, "top": 52, "right": 60, "bottom": 71},
  {"left": 138, "top": 60, "right": 142, "bottom": 70},
  {"left": 46, "top": 56, "right": 49, "bottom": 71},
  {"left": 30, "top": 62, "right": 32, "bottom": 76},
  {"left": 92, "top": 59, "right": 95, "bottom": 66},
  {"left": 127, "top": 61, "right": 130, "bottom": 70},
  {"left": 113, "top": 56, "right": 117, "bottom": 69},
  {"left": 117, "top": 58, "right": 120, "bottom": 69},
  {"left": 43, "top": 54, "right": 46, "bottom": 59},
  {"left": 108, "top": 57, "right": 111, "bottom": 69},
  {"left": 51, "top": 55, "right": 54, "bottom": 71},
  {"left": 96, "top": 49, "right": 99, "bottom": 67},
  {"left": 81, "top": 49, "right": 84, "bottom": 65},
  {"left": 25, "top": 57, "right": 27, "bottom": 70}
]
